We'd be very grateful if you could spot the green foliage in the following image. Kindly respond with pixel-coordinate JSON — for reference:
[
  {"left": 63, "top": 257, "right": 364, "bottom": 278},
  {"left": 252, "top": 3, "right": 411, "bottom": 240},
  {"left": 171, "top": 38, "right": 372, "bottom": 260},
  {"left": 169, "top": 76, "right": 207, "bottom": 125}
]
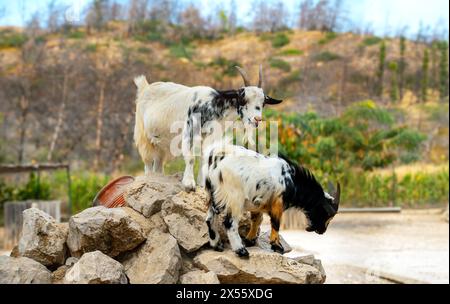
[
  {"left": 318, "top": 32, "right": 338, "bottom": 45},
  {"left": 0, "top": 173, "right": 52, "bottom": 226},
  {"left": 169, "top": 43, "right": 195, "bottom": 60},
  {"left": 421, "top": 49, "right": 430, "bottom": 102},
  {"left": 0, "top": 30, "right": 27, "bottom": 49},
  {"left": 376, "top": 41, "right": 386, "bottom": 96},
  {"left": 269, "top": 58, "right": 291, "bottom": 72},
  {"left": 209, "top": 57, "right": 241, "bottom": 76},
  {"left": 389, "top": 62, "right": 399, "bottom": 102},
  {"left": 438, "top": 41, "right": 449, "bottom": 100},
  {"left": 67, "top": 31, "right": 86, "bottom": 39},
  {"left": 85, "top": 43, "right": 98, "bottom": 53},
  {"left": 265, "top": 101, "right": 424, "bottom": 173},
  {"left": 271, "top": 33, "right": 290, "bottom": 48},
  {"left": 137, "top": 46, "right": 151, "bottom": 54},
  {"left": 341, "top": 169, "right": 449, "bottom": 207},
  {"left": 277, "top": 49, "right": 304, "bottom": 56},
  {"left": 66, "top": 172, "right": 109, "bottom": 214},
  {"left": 314, "top": 51, "right": 341, "bottom": 62},
  {"left": 398, "top": 36, "right": 406, "bottom": 97},
  {"left": 362, "top": 36, "right": 382, "bottom": 46},
  {"left": 279, "top": 70, "right": 302, "bottom": 87}
]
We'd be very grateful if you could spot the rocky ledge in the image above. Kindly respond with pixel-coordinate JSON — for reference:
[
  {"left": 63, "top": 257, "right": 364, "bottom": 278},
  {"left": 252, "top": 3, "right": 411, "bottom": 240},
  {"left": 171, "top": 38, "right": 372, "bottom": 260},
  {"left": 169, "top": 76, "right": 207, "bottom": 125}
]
[{"left": 0, "top": 174, "right": 326, "bottom": 284}]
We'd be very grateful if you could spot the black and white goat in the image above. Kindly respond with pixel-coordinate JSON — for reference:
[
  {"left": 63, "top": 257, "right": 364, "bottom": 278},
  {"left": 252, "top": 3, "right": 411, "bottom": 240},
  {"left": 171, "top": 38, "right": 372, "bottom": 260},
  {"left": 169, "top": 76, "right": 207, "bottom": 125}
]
[
  {"left": 133, "top": 66, "right": 282, "bottom": 191},
  {"left": 203, "top": 143, "right": 340, "bottom": 257}
]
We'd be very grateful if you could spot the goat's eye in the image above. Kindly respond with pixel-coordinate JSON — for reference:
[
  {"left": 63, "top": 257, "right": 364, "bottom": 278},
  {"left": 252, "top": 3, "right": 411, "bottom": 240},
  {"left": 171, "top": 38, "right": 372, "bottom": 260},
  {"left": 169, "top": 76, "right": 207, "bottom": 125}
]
[{"left": 255, "top": 106, "right": 261, "bottom": 111}]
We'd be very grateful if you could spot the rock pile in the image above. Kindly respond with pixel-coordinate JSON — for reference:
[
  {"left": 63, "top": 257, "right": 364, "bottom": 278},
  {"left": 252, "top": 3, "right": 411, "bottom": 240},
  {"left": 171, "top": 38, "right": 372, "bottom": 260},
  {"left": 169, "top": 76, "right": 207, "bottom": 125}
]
[{"left": 0, "top": 174, "right": 326, "bottom": 284}]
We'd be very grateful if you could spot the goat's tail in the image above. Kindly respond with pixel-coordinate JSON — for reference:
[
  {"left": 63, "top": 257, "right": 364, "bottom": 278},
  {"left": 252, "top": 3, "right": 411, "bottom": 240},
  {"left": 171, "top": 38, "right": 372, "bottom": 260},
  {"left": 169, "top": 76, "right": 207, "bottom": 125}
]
[
  {"left": 134, "top": 102, "right": 154, "bottom": 165},
  {"left": 134, "top": 75, "right": 149, "bottom": 99}
]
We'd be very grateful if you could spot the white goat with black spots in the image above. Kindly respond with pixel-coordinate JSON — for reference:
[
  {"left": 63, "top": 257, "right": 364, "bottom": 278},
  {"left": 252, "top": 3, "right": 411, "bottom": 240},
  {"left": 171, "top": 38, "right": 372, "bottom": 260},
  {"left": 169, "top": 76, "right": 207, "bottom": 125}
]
[
  {"left": 203, "top": 143, "right": 340, "bottom": 257},
  {"left": 133, "top": 66, "right": 283, "bottom": 191}
]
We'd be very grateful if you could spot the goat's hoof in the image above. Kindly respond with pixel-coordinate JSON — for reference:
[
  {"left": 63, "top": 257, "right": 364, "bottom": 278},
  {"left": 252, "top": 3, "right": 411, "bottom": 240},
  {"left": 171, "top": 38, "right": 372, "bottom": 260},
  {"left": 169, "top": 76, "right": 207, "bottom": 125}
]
[
  {"left": 271, "top": 243, "right": 285, "bottom": 254},
  {"left": 235, "top": 247, "right": 249, "bottom": 258},
  {"left": 182, "top": 179, "right": 196, "bottom": 192},
  {"left": 213, "top": 241, "right": 224, "bottom": 252},
  {"left": 243, "top": 238, "right": 257, "bottom": 247}
]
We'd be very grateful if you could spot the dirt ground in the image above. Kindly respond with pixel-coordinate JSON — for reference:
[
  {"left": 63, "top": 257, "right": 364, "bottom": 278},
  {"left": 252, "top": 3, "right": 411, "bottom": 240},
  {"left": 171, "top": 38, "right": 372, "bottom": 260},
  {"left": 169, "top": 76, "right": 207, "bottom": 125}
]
[
  {"left": 1, "top": 209, "right": 448, "bottom": 284},
  {"left": 280, "top": 209, "right": 449, "bottom": 284}
]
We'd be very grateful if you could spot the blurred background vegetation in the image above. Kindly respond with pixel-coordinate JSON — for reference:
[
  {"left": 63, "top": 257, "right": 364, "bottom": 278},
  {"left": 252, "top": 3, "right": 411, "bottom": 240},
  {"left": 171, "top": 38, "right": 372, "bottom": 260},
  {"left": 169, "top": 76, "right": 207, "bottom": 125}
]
[{"left": 0, "top": 0, "right": 448, "bottom": 221}]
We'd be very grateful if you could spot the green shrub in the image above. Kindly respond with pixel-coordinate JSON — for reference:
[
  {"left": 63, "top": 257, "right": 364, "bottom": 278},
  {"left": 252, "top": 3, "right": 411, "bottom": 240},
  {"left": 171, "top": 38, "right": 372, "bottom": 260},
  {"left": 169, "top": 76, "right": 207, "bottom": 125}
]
[
  {"left": 67, "top": 31, "right": 86, "bottom": 39},
  {"left": 269, "top": 58, "right": 291, "bottom": 72},
  {"left": 362, "top": 36, "right": 382, "bottom": 46},
  {"left": 271, "top": 33, "right": 290, "bottom": 48},
  {"left": 314, "top": 51, "right": 341, "bottom": 62},
  {"left": 209, "top": 57, "right": 241, "bottom": 76},
  {"left": 137, "top": 46, "right": 151, "bottom": 54},
  {"left": 0, "top": 30, "right": 27, "bottom": 49},
  {"left": 85, "top": 43, "right": 97, "bottom": 53},
  {"left": 169, "top": 43, "right": 194, "bottom": 60},
  {"left": 279, "top": 70, "right": 302, "bottom": 88},
  {"left": 318, "top": 32, "right": 338, "bottom": 45},
  {"left": 67, "top": 172, "right": 109, "bottom": 214},
  {"left": 278, "top": 49, "right": 304, "bottom": 56}
]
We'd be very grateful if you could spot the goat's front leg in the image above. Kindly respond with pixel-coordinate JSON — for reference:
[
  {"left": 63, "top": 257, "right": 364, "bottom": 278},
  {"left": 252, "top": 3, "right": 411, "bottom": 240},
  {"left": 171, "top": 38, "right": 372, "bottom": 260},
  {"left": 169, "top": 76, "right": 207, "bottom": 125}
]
[
  {"left": 224, "top": 212, "right": 248, "bottom": 258},
  {"left": 269, "top": 198, "right": 285, "bottom": 254},
  {"left": 152, "top": 153, "right": 164, "bottom": 173},
  {"left": 181, "top": 118, "right": 196, "bottom": 192},
  {"left": 196, "top": 155, "right": 206, "bottom": 187},
  {"left": 244, "top": 212, "right": 263, "bottom": 247}
]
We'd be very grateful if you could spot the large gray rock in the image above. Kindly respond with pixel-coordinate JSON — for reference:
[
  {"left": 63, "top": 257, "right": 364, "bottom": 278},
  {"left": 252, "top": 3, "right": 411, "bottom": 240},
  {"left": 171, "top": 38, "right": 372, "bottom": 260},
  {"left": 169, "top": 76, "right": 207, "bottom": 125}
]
[
  {"left": 121, "top": 229, "right": 182, "bottom": 284},
  {"left": 194, "top": 248, "right": 325, "bottom": 284},
  {"left": 63, "top": 251, "right": 128, "bottom": 284},
  {"left": 67, "top": 206, "right": 146, "bottom": 257},
  {"left": 124, "top": 174, "right": 182, "bottom": 218},
  {"left": 0, "top": 256, "right": 52, "bottom": 284},
  {"left": 180, "top": 270, "right": 220, "bottom": 284},
  {"left": 161, "top": 189, "right": 209, "bottom": 253},
  {"left": 18, "top": 208, "right": 68, "bottom": 267}
]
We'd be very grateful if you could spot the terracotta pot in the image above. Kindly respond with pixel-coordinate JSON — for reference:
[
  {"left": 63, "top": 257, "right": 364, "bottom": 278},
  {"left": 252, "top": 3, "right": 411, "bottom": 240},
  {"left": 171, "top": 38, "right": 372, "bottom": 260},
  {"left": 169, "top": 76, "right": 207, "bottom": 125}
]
[{"left": 92, "top": 176, "right": 135, "bottom": 208}]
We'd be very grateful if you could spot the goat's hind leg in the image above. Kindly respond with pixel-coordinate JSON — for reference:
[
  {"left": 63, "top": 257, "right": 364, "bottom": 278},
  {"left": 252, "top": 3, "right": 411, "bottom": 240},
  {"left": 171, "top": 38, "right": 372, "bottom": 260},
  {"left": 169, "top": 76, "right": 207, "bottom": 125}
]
[
  {"left": 181, "top": 118, "right": 197, "bottom": 191},
  {"left": 243, "top": 212, "right": 263, "bottom": 247},
  {"left": 224, "top": 212, "right": 248, "bottom": 258},
  {"left": 269, "top": 198, "right": 285, "bottom": 254},
  {"left": 206, "top": 206, "right": 223, "bottom": 251}
]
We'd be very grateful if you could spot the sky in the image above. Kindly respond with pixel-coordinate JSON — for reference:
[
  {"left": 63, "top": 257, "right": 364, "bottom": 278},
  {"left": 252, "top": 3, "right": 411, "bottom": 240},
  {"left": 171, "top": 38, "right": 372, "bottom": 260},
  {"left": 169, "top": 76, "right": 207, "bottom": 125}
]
[{"left": 0, "top": 0, "right": 448, "bottom": 38}]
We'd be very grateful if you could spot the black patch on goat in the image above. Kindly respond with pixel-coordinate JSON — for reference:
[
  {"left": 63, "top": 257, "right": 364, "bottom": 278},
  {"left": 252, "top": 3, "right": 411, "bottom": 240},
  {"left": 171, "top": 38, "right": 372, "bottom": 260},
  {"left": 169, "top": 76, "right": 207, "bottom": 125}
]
[
  {"left": 208, "top": 153, "right": 213, "bottom": 167},
  {"left": 278, "top": 153, "right": 337, "bottom": 234},
  {"left": 206, "top": 220, "right": 215, "bottom": 239},
  {"left": 187, "top": 89, "right": 246, "bottom": 127},
  {"left": 223, "top": 213, "right": 233, "bottom": 229}
]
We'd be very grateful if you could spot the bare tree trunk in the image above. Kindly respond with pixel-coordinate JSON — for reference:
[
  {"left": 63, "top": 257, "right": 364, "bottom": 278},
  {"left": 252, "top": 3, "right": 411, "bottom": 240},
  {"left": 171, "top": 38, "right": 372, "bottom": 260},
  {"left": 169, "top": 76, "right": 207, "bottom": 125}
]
[
  {"left": 47, "top": 71, "right": 69, "bottom": 161},
  {"left": 94, "top": 80, "right": 105, "bottom": 170},
  {"left": 111, "top": 114, "right": 132, "bottom": 173},
  {"left": 18, "top": 95, "right": 29, "bottom": 164}
]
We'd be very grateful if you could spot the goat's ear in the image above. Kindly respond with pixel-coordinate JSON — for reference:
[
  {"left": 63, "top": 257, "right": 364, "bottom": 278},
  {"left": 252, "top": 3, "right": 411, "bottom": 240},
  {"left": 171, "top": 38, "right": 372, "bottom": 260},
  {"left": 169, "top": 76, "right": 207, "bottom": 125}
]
[
  {"left": 238, "top": 88, "right": 247, "bottom": 105},
  {"left": 264, "top": 95, "right": 283, "bottom": 105}
]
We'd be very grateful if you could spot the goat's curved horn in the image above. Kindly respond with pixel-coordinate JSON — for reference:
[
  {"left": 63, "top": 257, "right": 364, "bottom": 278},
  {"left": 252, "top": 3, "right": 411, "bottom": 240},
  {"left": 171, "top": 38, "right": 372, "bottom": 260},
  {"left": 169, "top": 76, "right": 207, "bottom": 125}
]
[
  {"left": 258, "top": 64, "right": 263, "bottom": 88},
  {"left": 235, "top": 66, "right": 250, "bottom": 87}
]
